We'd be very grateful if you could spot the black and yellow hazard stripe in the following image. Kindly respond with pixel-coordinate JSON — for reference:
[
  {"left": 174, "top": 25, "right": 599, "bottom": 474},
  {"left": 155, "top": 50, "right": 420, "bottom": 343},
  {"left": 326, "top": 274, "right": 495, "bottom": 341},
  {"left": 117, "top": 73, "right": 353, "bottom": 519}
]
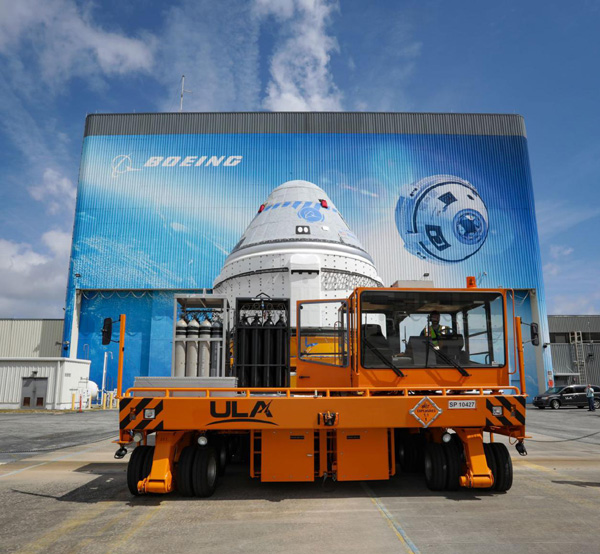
[
  {"left": 119, "top": 397, "right": 165, "bottom": 432},
  {"left": 485, "top": 395, "right": 526, "bottom": 428}
]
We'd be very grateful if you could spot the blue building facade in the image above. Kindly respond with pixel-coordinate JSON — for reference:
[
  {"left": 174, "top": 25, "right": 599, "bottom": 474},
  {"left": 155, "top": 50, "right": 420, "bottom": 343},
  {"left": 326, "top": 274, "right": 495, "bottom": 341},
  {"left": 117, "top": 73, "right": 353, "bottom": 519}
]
[{"left": 62, "top": 113, "right": 552, "bottom": 395}]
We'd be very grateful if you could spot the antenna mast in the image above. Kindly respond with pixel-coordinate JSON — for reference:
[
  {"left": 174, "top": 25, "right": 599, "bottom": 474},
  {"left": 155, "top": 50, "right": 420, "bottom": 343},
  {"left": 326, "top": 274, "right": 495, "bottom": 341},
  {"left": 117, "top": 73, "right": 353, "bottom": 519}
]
[{"left": 180, "top": 75, "right": 192, "bottom": 111}]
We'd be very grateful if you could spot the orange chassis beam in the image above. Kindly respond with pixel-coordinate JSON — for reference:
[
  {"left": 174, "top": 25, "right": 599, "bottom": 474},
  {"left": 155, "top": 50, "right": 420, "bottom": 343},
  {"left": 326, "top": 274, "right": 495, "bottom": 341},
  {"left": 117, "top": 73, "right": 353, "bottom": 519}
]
[
  {"left": 119, "top": 386, "right": 525, "bottom": 434},
  {"left": 119, "top": 386, "right": 526, "bottom": 493}
]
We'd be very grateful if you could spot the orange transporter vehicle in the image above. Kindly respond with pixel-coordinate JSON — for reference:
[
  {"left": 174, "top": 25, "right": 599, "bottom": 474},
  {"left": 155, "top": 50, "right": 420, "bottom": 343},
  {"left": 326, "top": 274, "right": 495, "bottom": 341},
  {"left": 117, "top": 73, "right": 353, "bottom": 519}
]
[{"left": 114, "top": 281, "right": 531, "bottom": 497}]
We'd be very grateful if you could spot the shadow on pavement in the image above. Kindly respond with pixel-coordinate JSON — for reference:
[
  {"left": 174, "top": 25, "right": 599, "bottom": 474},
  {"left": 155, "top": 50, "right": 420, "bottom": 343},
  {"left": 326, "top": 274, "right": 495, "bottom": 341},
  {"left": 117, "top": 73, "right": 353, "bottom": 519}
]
[
  {"left": 552, "top": 480, "right": 600, "bottom": 488},
  {"left": 10, "top": 462, "right": 506, "bottom": 504}
]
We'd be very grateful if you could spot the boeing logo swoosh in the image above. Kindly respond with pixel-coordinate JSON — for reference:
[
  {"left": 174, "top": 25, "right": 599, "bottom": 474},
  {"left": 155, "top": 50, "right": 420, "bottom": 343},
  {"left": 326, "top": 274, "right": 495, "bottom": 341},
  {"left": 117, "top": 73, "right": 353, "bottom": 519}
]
[{"left": 111, "top": 155, "right": 142, "bottom": 178}]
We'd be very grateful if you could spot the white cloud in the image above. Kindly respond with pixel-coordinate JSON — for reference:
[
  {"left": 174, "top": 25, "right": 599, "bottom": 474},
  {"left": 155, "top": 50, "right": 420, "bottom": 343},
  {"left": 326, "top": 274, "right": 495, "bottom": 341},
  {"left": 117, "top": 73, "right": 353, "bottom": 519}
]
[
  {"left": 0, "top": 232, "right": 71, "bottom": 317},
  {"left": 343, "top": 13, "right": 421, "bottom": 112},
  {"left": 258, "top": 0, "right": 343, "bottom": 111},
  {"left": 549, "top": 294, "right": 600, "bottom": 316},
  {"left": 543, "top": 263, "right": 560, "bottom": 277},
  {"left": 28, "top": 168, "right": 77, "bottom": 215},
  {"left": 0, "top": 0, "right": 154, "bottom": 90},
  {"left": 536, "top": 200, "right": 600, "bottom": 240},
  {"left": 154, "top": 1, "right": 261, "bottom": 111},
  {"left": 549, "top": 245, "right": 574, "bottom": 259}
]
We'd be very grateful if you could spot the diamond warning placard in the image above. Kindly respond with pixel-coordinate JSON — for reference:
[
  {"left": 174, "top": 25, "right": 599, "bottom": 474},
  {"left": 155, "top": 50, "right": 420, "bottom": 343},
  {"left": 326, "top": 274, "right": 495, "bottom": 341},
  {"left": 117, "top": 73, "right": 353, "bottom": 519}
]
[{"left": 410, "top": 396, "right": 442, "bottom": 428}]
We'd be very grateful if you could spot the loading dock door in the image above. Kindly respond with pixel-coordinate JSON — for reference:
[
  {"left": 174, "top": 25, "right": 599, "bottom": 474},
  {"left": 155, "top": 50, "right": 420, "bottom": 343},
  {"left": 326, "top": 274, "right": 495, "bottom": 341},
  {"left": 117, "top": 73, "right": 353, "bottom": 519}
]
[{"left": 21, "top": 377, "right": 48, "bottom": 408}]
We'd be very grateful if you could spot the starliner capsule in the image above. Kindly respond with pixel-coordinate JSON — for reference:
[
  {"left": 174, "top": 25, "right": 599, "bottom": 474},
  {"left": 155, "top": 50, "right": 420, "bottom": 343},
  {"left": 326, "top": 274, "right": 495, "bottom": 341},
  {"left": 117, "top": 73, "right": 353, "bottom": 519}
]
[{"left": 213, "top": 180, "right": 382, "bottom": 325}]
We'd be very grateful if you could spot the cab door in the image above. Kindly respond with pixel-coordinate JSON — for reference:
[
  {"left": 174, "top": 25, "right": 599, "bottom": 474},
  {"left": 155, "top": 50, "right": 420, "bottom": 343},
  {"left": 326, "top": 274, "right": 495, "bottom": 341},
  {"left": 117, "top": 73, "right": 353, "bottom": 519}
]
[
  {"left": 560, "top": 386, "right": 576, "bottom": 406},
  {"left": 572, "top": 385, "right": 587, "bottom": 407},
  {"left": 295, "top": 300, "right": 351, "bottom": 388}
]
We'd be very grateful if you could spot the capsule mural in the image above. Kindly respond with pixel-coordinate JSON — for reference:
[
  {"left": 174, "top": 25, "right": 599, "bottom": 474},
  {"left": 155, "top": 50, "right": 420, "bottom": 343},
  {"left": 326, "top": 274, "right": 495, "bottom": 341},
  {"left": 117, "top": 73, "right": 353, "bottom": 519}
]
[
  {"left": 395, "top": 175, "right": 489, "bottom": 264},
  {"left": 64, "top": 113, "right": 551, "bottom": 396}
]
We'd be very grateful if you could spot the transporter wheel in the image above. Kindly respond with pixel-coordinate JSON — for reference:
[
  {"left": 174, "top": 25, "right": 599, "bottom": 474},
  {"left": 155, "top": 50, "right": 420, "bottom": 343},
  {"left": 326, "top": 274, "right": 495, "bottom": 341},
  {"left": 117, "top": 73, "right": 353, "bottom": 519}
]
[
  {"left": 490, "top": 443, "right": 513, "bottom": 492},
  {"left": 397, "top": 433, "right": 422, "bottom": 473},
  {"left": 594, "top": 399, "right": 600, "bottom": 410},
  {"left": 550, "top": 399, "right": 561, "bottom": 410},
  {"left": 215, "top": 437, "right": 229, "bottom": 477},
  {"left": 192, "top": 446, "right": 218, "bottom": 498},
  {"left": 177, "top": 446, "right": 197, "bottom": 497},
  {"left": 483, "top": 443, "right": 497, "bottom": 489},
  {"left": 127, "top": 445, "right": 152, "bottom": 496},
  {"left": 424, "top": 443, "right": 447, "bottom": 491},
  {"left": 443, "top": 443, "right": 461, "bottom": 491},
  {"left": 142, "top": 446, "right": 155, "bottom": 480}
]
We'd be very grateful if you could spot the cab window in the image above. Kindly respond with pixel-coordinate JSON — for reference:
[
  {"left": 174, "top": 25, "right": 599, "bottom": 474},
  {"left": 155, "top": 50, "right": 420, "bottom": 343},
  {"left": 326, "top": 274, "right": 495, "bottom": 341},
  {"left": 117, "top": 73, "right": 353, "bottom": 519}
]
[{"left": 360, "top": 290, "right": 506, "bottom": 369}]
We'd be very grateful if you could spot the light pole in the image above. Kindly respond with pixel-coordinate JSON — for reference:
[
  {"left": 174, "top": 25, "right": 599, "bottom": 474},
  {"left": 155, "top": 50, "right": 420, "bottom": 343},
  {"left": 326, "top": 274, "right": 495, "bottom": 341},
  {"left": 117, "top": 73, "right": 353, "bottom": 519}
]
[{"left": 102, "top": 351, "right": 113, "bottom": 402}]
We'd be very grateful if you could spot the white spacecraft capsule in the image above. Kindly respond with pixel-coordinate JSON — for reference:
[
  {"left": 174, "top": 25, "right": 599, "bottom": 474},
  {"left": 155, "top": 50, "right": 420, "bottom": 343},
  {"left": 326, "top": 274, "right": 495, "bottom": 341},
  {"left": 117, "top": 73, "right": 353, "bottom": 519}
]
[
  {"left": 213, "top": 180, "right": 382, "bottom": 325},
  {"left": 395, "top": 175, "right": 489, "bottom": 264}
]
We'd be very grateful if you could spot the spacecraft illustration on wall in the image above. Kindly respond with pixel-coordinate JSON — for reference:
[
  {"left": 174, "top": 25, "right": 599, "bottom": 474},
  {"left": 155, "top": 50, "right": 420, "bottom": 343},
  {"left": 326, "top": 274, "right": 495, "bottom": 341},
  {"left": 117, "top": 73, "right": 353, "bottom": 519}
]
[
  {"left": 394, "top": 175, "right": 489, "bottom": 264},
  {"left": 213, "top": 179, "right": 382, "bottom": 325}
]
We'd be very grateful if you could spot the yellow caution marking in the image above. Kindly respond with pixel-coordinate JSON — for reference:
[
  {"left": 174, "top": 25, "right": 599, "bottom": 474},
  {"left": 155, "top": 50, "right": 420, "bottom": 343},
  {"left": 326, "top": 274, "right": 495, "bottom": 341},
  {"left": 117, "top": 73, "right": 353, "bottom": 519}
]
[
  {"left": 107, "top": 504, "right": 162, "bottom": 552},
  {"left": 361, "top": 482, "right": 420, "bottom": 554},
  {"left": 16, "top": 502, "right": 118, "bottom": 554}
]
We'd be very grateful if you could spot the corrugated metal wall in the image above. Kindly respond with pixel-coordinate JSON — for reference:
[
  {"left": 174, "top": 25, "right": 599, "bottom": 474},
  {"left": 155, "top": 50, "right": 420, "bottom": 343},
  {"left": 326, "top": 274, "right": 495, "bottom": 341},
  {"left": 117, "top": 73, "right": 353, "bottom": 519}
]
[
  {"left": 549, "top": 343, "right": 600, "bottom": 384},
  {"left": 0, "top": 359, "right": 91, "bottom": 408},
  {"left": 62, "top": 112, "right": 551, "bottom": 396},
  {"left": 549, "top": 315, "right": 600, "bottom": 334},
  {"left": 548, "top": 316, "right": 600, "bottom": 384},
  {"left": 0, "top": 320, "right": 63, "bottom": 357},
  {"left": 0, "top": 360, "right": 58, "bottom": 405},
  {"left": 85, "top": 112, "right": 527, "bottom": 137}
]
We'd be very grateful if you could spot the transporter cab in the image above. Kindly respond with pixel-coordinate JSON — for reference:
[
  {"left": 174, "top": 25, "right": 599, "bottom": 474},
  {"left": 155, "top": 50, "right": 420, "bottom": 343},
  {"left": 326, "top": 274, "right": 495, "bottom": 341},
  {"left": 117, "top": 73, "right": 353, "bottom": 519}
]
[{"left": 114, "top": 282, "right": 530, "bottom": 497}]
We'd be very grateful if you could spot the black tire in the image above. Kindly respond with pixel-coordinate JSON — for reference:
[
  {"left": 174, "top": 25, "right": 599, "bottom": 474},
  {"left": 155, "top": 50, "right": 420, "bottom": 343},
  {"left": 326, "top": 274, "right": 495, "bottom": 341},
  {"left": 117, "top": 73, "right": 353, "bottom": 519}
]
[
  {"left": 443, "top": 442, "right": 461, "bottom": 491},
  {"left": 192, "top": 447, "right": 218, "bottom": 498},
  {"left": 177, "top": 446, "right": 197, "bottom": 497},
  {"left": 141, "top": 446, "right": 155, "bottom": 480},
  {"left": 577, "top": 405, "right": 584, "bottom": 409},
  {"left": 413, "top": 434, "right": 426, "bottom": 472},
  {"left": 397, "top": 435, "right": 414, "bottom": 472},
  {"left": 127, "top": 445, "right": 150, "bottom": 496},
  {"left": 397, "top": 433, "right": 421, "bottom": 473},
  {"left": 593, "top": 399, "right": 600, "bottom": 410},
  {"left": 550, "top": 399, "right": 560, "bottom": 410},
  {"left": 215, "top": 437, "right": 228, "bottom": 477},
  {"left": 490, "top": 443, "right": 513, "bottom": 492},
  {"left": 483, "top": 443, "right": 497, "bottom": 490},
  {"left": 424, "top": 443, "right": 447, "bottom": 491}
]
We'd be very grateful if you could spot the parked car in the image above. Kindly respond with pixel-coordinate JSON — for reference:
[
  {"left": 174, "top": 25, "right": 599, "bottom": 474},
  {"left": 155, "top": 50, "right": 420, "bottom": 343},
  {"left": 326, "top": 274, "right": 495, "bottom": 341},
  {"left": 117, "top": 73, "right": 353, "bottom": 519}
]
[{"left": 533, "top": 385, "right": 600, "bottom": 410}]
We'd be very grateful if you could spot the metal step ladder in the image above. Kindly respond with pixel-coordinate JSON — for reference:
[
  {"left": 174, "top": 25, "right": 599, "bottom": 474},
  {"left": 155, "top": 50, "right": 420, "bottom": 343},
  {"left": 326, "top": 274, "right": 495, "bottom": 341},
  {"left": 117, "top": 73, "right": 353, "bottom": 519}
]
[{"left": 570, "top": 331, "right": 588, "bottom": 384}]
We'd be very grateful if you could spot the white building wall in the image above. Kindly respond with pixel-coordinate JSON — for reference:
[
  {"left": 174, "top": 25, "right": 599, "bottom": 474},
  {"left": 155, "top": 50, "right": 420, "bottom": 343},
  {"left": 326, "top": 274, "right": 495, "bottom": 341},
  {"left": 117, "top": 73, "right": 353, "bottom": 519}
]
[{"left": 0, "top": 358, "right": 91, "bottom": 409}]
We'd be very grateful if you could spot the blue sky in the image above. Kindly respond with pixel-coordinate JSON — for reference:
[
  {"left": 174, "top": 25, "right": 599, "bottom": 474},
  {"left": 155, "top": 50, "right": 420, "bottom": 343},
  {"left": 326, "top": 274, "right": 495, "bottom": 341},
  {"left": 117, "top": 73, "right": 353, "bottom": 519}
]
[{"left": 0, "top": 0, "right": 598, "bottom": 317}]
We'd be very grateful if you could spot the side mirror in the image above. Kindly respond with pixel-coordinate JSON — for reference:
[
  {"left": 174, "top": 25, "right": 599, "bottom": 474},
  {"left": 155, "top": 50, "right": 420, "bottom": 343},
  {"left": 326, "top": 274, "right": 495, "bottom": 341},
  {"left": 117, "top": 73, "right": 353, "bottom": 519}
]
[
  {"left": 102, "top": 318, "right": 113, "bottom": 345},
  {"left": 530, "top": 322, "right": 540, "bottom": 346}
]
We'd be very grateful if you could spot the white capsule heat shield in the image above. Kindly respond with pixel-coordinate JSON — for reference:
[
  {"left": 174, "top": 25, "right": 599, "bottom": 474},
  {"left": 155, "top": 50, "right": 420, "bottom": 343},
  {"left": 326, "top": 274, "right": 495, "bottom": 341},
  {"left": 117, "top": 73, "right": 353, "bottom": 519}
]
[{"left": 395, "top": 175, "right": 489, "bottom": 264}]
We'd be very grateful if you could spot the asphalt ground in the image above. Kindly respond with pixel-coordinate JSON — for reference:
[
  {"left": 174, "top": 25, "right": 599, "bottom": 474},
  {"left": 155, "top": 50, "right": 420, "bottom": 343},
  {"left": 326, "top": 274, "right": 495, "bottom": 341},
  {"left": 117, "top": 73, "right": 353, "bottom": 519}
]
[{"left": 0, "top": 407, "right": 599, "bottom": 554}]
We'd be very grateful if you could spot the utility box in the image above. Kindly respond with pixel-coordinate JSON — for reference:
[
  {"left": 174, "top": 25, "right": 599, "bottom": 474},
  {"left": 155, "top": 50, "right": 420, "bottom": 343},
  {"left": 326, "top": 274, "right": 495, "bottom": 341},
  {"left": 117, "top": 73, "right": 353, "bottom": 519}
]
[
  {"left": 261, "top": 430, "right": 314, "bottom": 482},
  {"left": 336, "top": 429, "right": 391, "bottom": 481}
]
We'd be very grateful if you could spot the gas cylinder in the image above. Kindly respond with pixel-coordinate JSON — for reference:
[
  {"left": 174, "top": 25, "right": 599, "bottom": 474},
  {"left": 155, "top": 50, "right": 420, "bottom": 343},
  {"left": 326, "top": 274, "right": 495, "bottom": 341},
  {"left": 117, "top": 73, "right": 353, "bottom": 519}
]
[
  {"left": 198, "top": 317, "right": 212, "bottom": 377},
  {"left": 262, "top": 314, "right": 274, "bottom": 386},
  {"left": 275, "top": 315, "right": 287, "bottom": 387},
  {"left": 174, "top": 316, "right": 187, "bottom": 377},
  {"left": 250, "top": 314, "right": 262, "bottom": 387},
  {"left": 185, "top": 317, "right": 200, "bottom": 377},
  {"left": 237, "top": 315, "right": 250, "bottom": 386},
  {"left": 210, "top": 318, "right": 223, "bottom": 377}
]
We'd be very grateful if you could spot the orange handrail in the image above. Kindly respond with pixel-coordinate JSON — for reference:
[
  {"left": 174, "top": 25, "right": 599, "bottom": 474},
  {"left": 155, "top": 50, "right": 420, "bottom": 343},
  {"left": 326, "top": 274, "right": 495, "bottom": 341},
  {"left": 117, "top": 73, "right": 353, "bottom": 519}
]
[{"left": 124, "top": 385, "right": 522, "bottom": 398}]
